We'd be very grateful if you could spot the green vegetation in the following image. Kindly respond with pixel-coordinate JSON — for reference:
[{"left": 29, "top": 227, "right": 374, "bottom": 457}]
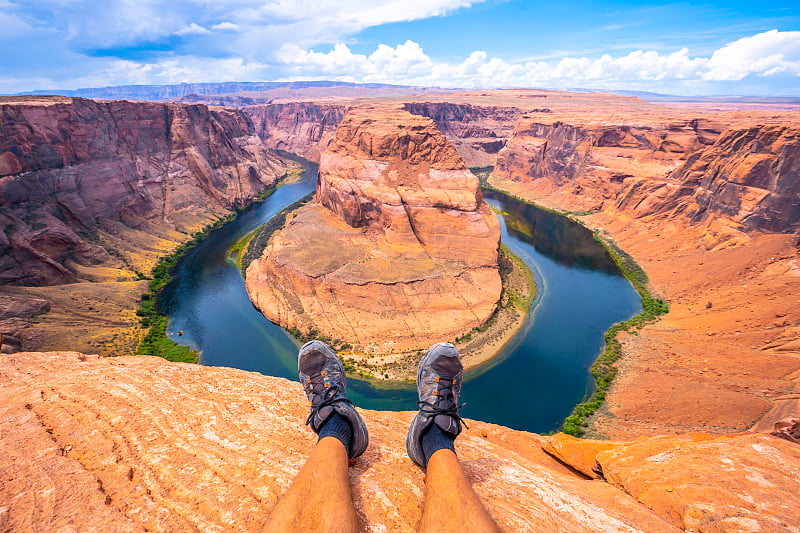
[
  {"left": 501, "top": 245, "right": 537, "bottom": 313},
  {"left": 454, "top": 245, "right": 536, "bottom": 344},
  {"left": 227, "top": 227, "right": 260, "bottom": 269},
  {"left": 135, "top": 185, "right": 282, "bottom": 363},
  {"left": 560, "top": 231, "right": 669, "bottom": 437},
  {"left": 480, "top": 185, "right": 668, "bottom": 438},
  {"left": 469, "top": 166, "right": 494, "bottom": 187},
  {"left": 240, "top": 192, "right": 314, "bottom": 272}
]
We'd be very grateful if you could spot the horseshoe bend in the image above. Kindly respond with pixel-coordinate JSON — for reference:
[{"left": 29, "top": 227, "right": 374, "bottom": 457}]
[
  {"left": 1, "top": 87, "right": 800, "bottom": 531},
  {"left": 244, "top": 107, "right": 513, "bottom": 377}
]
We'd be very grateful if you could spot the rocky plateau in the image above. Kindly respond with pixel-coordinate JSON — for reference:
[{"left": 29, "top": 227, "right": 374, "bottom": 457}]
[
  {"left": 2, "top": 351, "right": 799, "bottom": 532},
  {"left": 245, "top": 107, "right": 502, "bottom": 357}
]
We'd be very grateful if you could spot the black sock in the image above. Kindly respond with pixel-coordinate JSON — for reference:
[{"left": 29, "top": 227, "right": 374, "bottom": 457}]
[
  {"left": 421, "top": 423, "right": 456, "bottom": 465},
  {"left": 318, "top": 411, "right": 352, "bottom": 453}
]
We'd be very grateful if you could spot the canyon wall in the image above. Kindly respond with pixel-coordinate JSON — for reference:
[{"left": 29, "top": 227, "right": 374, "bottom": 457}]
[
  {"left": 402, "top": 102, "right": 523, "bottom": 167},
  {"left": 246, "top": 108, "right": 501, "bottom": 358},
  {"left": 243, "top": 102, "right": 347, "bottom": 161},
  {"left": 618, "top": 125, "right": 800, "bottom": 233},
  {"left": 488, "top": 102, "right": 800, "bottom": 440},
  {"left": 492, "top": 115, "right": 725, "bottom": 212},
  {"left": 493, "top": 113, "right": 800, "bottom": 234},
  {"left": 2, "top": 350, "right": 798, "bottom": 532},
  {"left": 242, "top": 100, "right": 522, "bottom": 168},
  {"left": 0, "top": 97, "right": 288, "bottom": 287}
]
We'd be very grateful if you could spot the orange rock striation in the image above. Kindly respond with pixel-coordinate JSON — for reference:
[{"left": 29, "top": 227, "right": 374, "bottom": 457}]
[
  {"left": 245, "top": 107, "right": 501, "bottom": 354},
  {"left": 2, "top": 350, "right": 799, "bottom": 533}
]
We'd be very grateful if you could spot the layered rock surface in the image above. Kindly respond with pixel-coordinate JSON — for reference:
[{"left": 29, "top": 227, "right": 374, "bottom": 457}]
[
  {"left": 0, "top": 96, "right": 287, "bottom": 286},
  {"left": 246, "top": 108, "right": 501, "bottom": 354},
  {"left": 485, "top": 92, "right": 800, "bottom": 438},
  {"left": 2, "top": 351, "right": 799, "bottom": 532},
  {"left": 244, "top": 102, "right": 347, "bottom": 161},
  {"left": 618, "top": 125, "right": 800, "bottom": 233}
]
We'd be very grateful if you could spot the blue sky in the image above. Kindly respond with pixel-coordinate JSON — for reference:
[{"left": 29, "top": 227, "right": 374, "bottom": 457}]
[{"left": 1, "top": 0, "right": 799, "bottom": 95}]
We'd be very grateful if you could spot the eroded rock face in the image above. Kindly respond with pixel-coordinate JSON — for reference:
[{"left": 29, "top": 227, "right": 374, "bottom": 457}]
[
  {"left": 493, "top": 116, "right": 724, "bottom": 212},
  {"left": 246, "top": 108, "right": 501, "bottom": 353},
  {"left": 402, "top": 102, "right": 523, "bottom": 167},
  {"left": 0, "top": 97, "right": 287, "bottom": 286},
  {"left": 494, "top": 113, "right": 800, "bottom": 234},
  {"left": 619, "top": 125, "right": 800, "bottom": 233},
  {"left": 542, "top": 432, "right": 800, "bottom": 532},
  {"left": 3, "top": 351, "right": 799, "bottom": 533},
  {"left": 244, "top": 102, "right": 346, "bottom": 161}
]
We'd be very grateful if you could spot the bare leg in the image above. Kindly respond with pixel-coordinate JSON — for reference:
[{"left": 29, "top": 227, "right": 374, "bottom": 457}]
[
  {"left": 418, "top": 449, "right": 500, "bottom": 533},
  {"left": 265, "top": 437, "right": 358, "bottom": 533}
]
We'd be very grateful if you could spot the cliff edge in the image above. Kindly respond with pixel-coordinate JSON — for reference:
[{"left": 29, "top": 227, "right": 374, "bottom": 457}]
[{"left": 2, "top": 351, "right": 798, "bottom": 532}]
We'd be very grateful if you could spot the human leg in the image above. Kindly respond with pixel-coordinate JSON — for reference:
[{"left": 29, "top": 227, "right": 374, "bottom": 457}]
[
  {"left": 418, "top": 448, "right": 500, "bottom": 533},
  {"left": 264, "top": 436, "right": 358, "bottom": 533},
  {"left": 406, "top": 343, "right": 500, "bottom": 533},
  {"left": 265, "top": 341, "right": 369, "bottom": 533}
]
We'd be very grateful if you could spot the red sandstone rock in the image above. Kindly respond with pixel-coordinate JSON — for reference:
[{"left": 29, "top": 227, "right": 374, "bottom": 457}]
[
  {"left": 246, "top": 108, "right": 501, "bottom": 353},
  {"left": 0, "top": 97, "right": 288, "bottom": 286},
  {"left": 620, "top": 125, "right": 800, "bottom": 233},
  {"left": 3, "top": 351, "right": 799, "bottom": 532},
  {"left": 244, "top": 102, "right": 346, "bottom": 161},
  {"left": 541, "top": 431, "right": 800, "bottom": 532}
]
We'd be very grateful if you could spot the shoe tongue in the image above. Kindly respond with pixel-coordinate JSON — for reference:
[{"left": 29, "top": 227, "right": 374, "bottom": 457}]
[
  {"left": 434, "top": 414, "right": 459, "bottom": 435},
  {"left": 431, "top": 354, "right": 460, "bottom": 379},
  {"left": 299, "top": 350, "right": 327, "bottom": 374}
]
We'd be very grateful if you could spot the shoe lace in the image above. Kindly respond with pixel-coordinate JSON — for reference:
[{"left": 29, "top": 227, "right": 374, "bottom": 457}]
[
  {"left": 418, "top": 377, "right": 469, "bottom": 430},
  {"left": 304, "top": 372, "right": 350, "bottom": 426}
]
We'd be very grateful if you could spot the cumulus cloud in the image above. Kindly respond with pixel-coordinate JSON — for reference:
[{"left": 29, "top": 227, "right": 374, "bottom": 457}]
[
  {"left": 3, "top": 0, "right": 481, "bottom": 58},
  {"left": 211, "top": 22, "right": 240, "bottom": 32},
  {"left": 705, "top": 30, "right": 800, "bottom": 80},
  {"left": 175, "top": 23, "right": 210, "bottom": 36},
  {"left": 0, "top": 0, "right": 798, "bottom": 96},
  {"left": 273, "top": 30, "right": 800, "bottom": 91}
]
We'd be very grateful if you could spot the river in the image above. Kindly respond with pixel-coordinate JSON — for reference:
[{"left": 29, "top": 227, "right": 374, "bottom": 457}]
[{"left": 159, "top": 159, "right": 641, "bottom": 433}]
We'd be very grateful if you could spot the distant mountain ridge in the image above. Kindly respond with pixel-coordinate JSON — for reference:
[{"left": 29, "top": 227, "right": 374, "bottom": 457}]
[{"left": 11, "top": 81, "right": 453, "bottom": 101}]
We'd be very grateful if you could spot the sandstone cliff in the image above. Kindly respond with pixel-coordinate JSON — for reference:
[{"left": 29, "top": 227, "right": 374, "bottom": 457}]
[
  {"left": 486, "top": 96, "right": 800, "bottom": 440},
  {"left": 2, "top": 350, "right": 798, "bottom": 532},
  {"left": 244, "top": 102, "right": 347, "bottom": 162},
  {"left": 618, "top": 125, "right": 800, "bottom": 233},
  {"left": 492, "top": 115, "right": 725, "bottom": 212},
  {"left": 402, "top": 102, "right": 523, "bottom": 167},
  {"left": 246, "top": 108, "right": 501, "bottom": 359},
  {"left": 242, "top": 100, "right": 522, "bottom": 169},
  {"left": 0, "top": 96, "right": 288, "bottom": 287}
]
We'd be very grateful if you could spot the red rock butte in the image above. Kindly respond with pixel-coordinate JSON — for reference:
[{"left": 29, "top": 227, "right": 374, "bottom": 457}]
[{"left": 245, "top": 107, "right": 501, "bottom": 353}]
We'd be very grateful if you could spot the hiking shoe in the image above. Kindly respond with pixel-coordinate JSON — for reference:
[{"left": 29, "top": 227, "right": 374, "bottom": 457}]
[
  {"left": 298, "top": 340, "right": 369, "bottom": 459},
  {"left": 406, "top": 342, "right": 467, "bottom": 467}
]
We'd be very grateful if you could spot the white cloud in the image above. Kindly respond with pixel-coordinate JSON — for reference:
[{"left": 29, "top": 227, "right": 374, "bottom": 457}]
[
  {"left": 175, "top": 23, "right": 210, "bottom": 36},
  {"left": 272, "top": 30, "right": 800, "bottom": 92},
  {"left": 211, "top": 22, "right": 240, "bottom": 32},
  {"left": 1, "top": 0, "right": 798, "bottom": 98},
  {"left": 705, "top": 29, "right": 800, "bottom": 80}
]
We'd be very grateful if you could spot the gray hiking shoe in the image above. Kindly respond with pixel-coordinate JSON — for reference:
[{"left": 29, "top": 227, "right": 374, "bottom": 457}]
[
  {"left": 406, "top": 342, "right": 467, "bottom": 467},
  {"left": 298, "top": 340, "right": 369, "bottom": 459}
]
